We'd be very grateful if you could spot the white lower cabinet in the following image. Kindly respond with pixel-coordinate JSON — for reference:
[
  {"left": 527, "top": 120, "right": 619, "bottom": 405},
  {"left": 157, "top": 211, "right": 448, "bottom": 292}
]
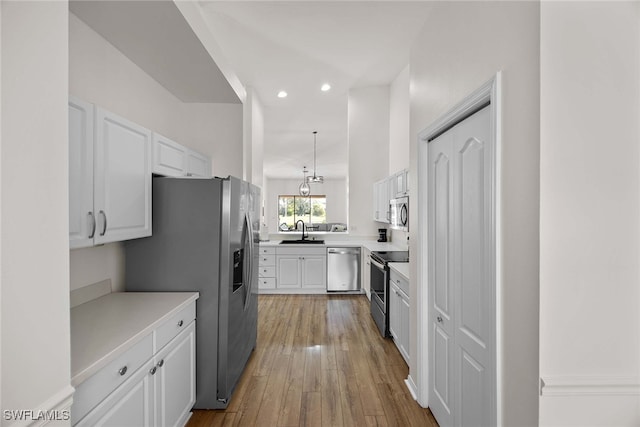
[
  {"left": 362, "top": 247, "right": 371, "bottom": 299},
  {"left": 154, "top": 321, "right": 196, "bottom": 427},
  {"left": 275, "top": 247, "right": 327, "bottom": 291},
  {"left": 258, "top": 247, "right": 276, "bottom": 290},
  {"left": 74, "top": 304, "right": 196, "bottom": 427},
  {"left": 76, "top": 358, "right": 155, "bottom": 427},
  {"left": 389, "top": 270, "right": 410, "bottom": 364}
]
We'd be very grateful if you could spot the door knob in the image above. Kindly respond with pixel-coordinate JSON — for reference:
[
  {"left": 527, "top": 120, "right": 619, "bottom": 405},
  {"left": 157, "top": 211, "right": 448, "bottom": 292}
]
[{"left": 436, "top": 316, "right": 443, "bottom": 323}]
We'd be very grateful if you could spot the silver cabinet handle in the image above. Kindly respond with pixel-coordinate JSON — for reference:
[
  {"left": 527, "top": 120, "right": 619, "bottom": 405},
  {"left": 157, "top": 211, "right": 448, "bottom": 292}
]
[
  {"left": 177, "top": 320, "right": 184, "bottom": 327},
  {"left": 99, "top": 210, "right": 107, "bottom": 236},
  {"left": 118, "top": 366, "right": 127, "bottom": 376},
  {"left": 437, "top": 316, "right": 443, "bottom": 323},
  {"left": 88, "top": 212, "right": 96, "bottom": 238},
  {"left": 150, "top": 366, "right": 157, "bottom": 375},
  {"left": 158, "top": 359, "right": 164, "bottom": 368}
]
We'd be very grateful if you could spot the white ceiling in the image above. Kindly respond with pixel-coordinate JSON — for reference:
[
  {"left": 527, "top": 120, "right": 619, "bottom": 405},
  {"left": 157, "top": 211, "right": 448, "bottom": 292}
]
[
  {"left": 70, "top": 1, "right": 431, "bottom": 180},
  {"left": 198, "top": 1, "right": 432, "bottom": 179},
  {"left": 70, "top": 0, "right": 240, "bottom": 103}
]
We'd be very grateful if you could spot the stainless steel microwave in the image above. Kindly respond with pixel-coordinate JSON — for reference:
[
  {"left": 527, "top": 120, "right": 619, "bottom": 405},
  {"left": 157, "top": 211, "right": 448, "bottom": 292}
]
[{"left": 389, "top": 196, "right": 408, "bottom": 231}]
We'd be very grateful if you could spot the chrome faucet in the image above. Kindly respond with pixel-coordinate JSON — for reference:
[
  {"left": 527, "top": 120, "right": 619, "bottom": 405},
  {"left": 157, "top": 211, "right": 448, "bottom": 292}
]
[{"left": 295, "top": 220, "right": 307, "bottom": 241}]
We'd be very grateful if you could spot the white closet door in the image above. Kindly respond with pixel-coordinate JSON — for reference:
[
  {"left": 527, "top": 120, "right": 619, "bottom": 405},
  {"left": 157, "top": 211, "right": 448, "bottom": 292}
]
[
  {"left": 428, "top": 128, "right": 455, "bottom": 427},
  {"left": 428, "top": 105, "right": 494, "bottom": 427}
]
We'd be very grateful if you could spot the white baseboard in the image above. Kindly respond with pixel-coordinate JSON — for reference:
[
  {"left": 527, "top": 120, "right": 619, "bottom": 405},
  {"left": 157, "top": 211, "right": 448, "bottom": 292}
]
[
  {"left": 405, "top": 375, "right": 419, "bottom": 402},
  {"left": 540, "top": 376, "right": 640, "bottom": 396}
]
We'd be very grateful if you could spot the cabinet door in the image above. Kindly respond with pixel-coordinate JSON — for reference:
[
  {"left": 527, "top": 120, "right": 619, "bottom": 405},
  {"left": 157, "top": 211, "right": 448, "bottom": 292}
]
[
  {"left": 152, "top": 133, "right": 186, "bottom": 177},
  {"left": 277, "top": 256, "right": 301, "bottom": 288},
  {"left": 154, "top": 322, "right": 196, "bottom": 427},
  {"left": 395, "top": 170, "right": 406, "bottom": 197},
  {"left": 77, "top": 360, "right": 155, "bottom": 427},
  {"left": 301, "top": 255, "right": 326, "bottom": 289},
  {"left": 377, "top": 179, "right": 390, "bottom": 223},
  {"left": 363, "top": 249, "right": 371, "bottom": 299},
  {"left": 94, "top": 108, "right": 152, "bottom": 245},
  {"left": 372, "top": 182, "right": 379, "bottom": 221},
  {"left": 69, "top": 97, "right": 95, "bottom": 249},
  {"left": 399, "top": 293, "right": 410, "bottom": 363},
  {"left": 389, "top": 282, "right": 400, "bottom": 340},
  {"left": 185, "top": 149, "right": 210, "bottom": 177}
]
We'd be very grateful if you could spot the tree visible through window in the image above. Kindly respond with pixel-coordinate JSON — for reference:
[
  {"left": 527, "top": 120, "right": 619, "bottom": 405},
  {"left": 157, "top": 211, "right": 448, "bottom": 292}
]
[{"left": 278, "top": 195, "right": 327, "bottom": 230}]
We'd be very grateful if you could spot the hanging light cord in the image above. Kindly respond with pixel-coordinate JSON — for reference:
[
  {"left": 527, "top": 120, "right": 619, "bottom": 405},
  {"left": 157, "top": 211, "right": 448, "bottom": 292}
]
[{"left": 312, "top": 131, "right": 318, "bottom": 179}]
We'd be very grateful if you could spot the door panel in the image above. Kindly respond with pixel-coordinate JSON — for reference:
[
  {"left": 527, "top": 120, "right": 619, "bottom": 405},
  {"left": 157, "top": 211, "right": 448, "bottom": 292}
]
[
  {"left": 428, "top": 132, "right": 455, "bottom": 427},
  {"left": 433, "top": 325, "right": 451, "bottom": 414},
  {"left": 434, "top": 152, "right": 451, "bottom": 317},
  {"left": 428, "top": 105, "right": 494, "bottom": 427},
  {"left": 459, "top": 350, "right": 487, "bottom": 427},
  {"left": 458, "top": 137, "right": 487, "bottom": 347}
]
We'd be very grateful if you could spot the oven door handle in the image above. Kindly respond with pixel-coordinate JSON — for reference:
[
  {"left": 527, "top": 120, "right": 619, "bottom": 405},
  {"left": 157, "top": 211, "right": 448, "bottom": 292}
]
[{"left": 370, "top": 257, "right": 386, "bottom": 271}]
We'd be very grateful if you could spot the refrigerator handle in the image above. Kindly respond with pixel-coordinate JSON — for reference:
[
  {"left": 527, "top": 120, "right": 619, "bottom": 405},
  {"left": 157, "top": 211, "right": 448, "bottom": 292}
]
[{"left": 244, "top": 212, "right": 255, "bottom": 310}]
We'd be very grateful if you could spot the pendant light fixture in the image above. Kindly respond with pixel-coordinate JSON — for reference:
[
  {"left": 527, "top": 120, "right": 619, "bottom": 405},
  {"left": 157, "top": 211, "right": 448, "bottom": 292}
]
[
  {"left": 306, "top": 131, "right": 324, "bottom": 184},
  {"left": 299, "top": 166, "right": 311, "bottom": 196}
]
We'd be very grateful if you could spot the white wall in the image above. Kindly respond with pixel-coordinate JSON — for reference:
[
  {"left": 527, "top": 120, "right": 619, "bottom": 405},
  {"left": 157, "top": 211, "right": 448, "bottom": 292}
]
[
  {"left": 539, "top": 2, "right": 640, "bottom": 425},
  {"left": 389, "top": 65, "right": 411, "bottom": 247},
  {"left": 348, "top": 86, "right": 390, "bottom": 238},
  {"left": 69, "top": 13, "right": 243, "bottom": 292},
  {"left": 389, "top": 64, "right": 410, "bottom": 174},
  {"left": 409, "top": 2, "right": 540, "bottom": 425},
  {"left": 180, "top": 102, "right": 243, "bottom": 179},
  {"left": 244, "top": 87, "right": 265, "bottom": 188},
  {"left": 265, "top": 177, "right": 347, "bottom": 234},
  {"left": 1, "top": 0, "right": 73, "bottom": 417}
]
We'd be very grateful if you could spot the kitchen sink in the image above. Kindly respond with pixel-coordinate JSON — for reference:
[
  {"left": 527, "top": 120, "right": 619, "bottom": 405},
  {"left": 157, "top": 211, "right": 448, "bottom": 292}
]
[{"left": 279, "top": 239, "right": 325, "bottom": 244}]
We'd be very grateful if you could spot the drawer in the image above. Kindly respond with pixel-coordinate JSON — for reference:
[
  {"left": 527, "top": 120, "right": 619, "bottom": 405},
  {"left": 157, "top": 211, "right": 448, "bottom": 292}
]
[
  {"left": 72, "top": 333, "right": 153, "bottom": 424},
  {"left": 259, "top": 266, "right": 276, "bottom": 278},
  {"left": 259, "top": 246, "right": 276, "bottom": 255},
  {"left": 258, "top": 277, "right": 276, "bottom": 289},
  {"left": 259, "top": 254, "right": 275, "bottom": 266},
  {"left": 154, "top": 301, "right": 196, "bottom": 352},
  {"left": 276, "top": 246, "right": 326, "bottom": 256},
  {"left": 390, "top": 271, "right": 410, "bottom": 297}
]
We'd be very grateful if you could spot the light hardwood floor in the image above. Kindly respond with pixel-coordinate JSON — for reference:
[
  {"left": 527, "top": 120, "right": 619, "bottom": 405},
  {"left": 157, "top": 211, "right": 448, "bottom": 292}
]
[{"left": 187, "top": 295, "right": 438, "bottom": 427}]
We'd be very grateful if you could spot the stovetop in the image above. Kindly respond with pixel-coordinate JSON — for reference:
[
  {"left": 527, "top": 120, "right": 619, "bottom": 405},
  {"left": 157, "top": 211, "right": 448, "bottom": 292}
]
[{"left": 371, "top": 250, "right": 409, "bottom": 264}]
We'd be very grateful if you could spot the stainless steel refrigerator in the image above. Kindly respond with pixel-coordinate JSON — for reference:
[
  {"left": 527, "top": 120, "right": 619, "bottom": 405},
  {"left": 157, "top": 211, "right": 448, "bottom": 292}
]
[{"left": 125, "top": 176, "right": 260, "bottom": 409}]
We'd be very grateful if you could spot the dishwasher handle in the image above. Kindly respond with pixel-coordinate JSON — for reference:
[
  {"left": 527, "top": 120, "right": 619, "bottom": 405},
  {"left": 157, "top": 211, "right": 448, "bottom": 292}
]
[{"left": 327, "top": 248, "right": 360, "bottom": 255}]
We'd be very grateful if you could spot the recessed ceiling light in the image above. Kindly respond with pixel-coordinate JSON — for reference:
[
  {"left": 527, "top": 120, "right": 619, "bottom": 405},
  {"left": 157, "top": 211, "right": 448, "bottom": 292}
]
[
  {"left": 321, "top": 83, "right": 331, "bottom": 92},
  {"left": 277, "top": 91, "right": 288, "bottom": 98}
]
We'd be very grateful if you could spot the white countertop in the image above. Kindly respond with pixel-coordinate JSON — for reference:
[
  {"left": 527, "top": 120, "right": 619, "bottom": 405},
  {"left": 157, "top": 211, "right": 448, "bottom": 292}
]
[
  {"left": 389, "top": 262, "right": 410, "bottom": 281},
  {"left": 70, "top": 292, "right": 199, "bottom": 386},
  {"left": 259, "top": 239, "right": 405, "bottom": 252}
]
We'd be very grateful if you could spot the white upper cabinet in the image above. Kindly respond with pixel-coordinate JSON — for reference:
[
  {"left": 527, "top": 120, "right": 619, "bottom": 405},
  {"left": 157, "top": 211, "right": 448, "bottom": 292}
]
[
  {"left": 395, "top": 169, "right": 409, "bottom": 198},
  {"left": 152, "top": 133, "right": 187, "bottom": 177},
  {"left": 69, "top": 97, "right": 152, "bottom": 248},
  {"left": 373, "top": 169, "right": 409, "bottom": 224},
  {"left": 152, "top": 133, "right": 211, "bottom": 178},
  {"left": 69, "top": 97, "right": 95, "bottom": 249},
  {"left": 94, "top": 107, "right": 152, "bottom": 245},
  {"left": 373, "top": 178, "right": 390, "bottom": 223},
  {"left": 185, "top": 149, "right": 210, "bottom": 177}
]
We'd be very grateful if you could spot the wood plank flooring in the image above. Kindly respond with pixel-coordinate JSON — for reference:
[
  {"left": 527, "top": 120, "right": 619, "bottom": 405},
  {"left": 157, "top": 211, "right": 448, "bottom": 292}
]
[{"left": 187, "top": 295, "right": 438, "bottom": 427}]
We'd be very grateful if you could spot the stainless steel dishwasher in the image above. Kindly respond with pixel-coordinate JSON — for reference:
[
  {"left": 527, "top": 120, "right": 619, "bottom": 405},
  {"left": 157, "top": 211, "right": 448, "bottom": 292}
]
[{"left": 327, "top": 247, "right": 361, "bottom": 292}]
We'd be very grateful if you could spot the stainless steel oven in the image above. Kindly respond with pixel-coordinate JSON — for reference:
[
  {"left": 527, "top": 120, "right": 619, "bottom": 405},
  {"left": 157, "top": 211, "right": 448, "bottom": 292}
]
[{"left": 369, "top": 250, "right": 409, "bottom": 337}]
